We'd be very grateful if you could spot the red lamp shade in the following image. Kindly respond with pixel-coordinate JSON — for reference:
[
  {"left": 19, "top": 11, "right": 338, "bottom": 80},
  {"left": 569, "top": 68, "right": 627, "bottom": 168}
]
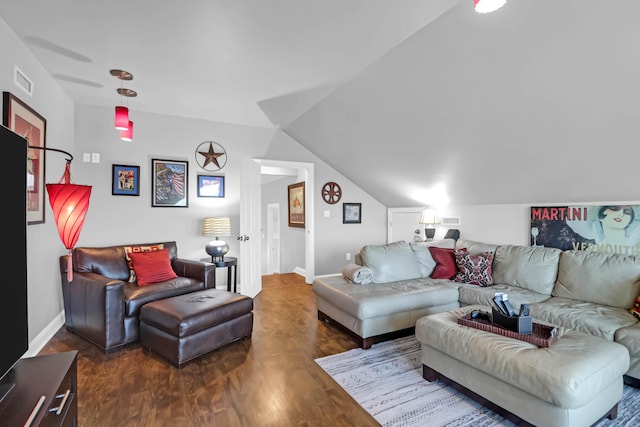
[
  {"left": 114, "top": 106, "right": 129, "bottom": 130},
  {"left": 120, "top": 121, "right": 134, "bottom": 141},
  {"left": 46, "top": 162, "right": 92, "bottom": 282}
]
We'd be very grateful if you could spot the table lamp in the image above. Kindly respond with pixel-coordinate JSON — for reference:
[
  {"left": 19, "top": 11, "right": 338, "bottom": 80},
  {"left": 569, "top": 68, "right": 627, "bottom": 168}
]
[
  {"left": 203, "top": 217, "right": 231, "bottom": 262},
  {"left": 419, "top": 207, "right": 440, "bottom": 240}
]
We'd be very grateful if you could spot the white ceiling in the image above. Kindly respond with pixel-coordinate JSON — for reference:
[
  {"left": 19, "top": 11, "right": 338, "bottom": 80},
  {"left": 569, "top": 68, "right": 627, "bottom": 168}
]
[
  {"left": 4, "top": 1, "right": 639, "bottom": 208},
  {"left": 0, "top": 0, "right": 457, "bottom": 128}
]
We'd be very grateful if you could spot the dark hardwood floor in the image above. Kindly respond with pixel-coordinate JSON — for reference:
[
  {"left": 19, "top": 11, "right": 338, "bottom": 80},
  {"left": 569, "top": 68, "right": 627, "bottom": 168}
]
[{"left": 39, "top": 273, "right": 379, "bottom": 427}]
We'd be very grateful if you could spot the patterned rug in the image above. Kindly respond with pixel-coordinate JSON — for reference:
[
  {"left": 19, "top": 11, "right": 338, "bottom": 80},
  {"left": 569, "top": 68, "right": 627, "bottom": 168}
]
[{"left": 314, "top": 336, "right": 640, "bottom": 427}]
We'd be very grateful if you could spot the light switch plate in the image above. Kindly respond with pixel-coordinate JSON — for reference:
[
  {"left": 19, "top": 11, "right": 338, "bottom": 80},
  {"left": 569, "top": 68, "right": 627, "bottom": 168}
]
[
  {"left": 83, "top": 153, "right": 91, "bottom": 162},
  {"left": 91, "top": 153, "right": 100, "bottom": 163}
]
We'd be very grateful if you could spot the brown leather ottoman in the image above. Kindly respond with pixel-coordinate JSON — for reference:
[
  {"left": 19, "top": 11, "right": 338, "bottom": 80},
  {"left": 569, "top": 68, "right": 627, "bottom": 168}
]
[{"left": 140, "top": 289, "right": 253, "bottom": 367}]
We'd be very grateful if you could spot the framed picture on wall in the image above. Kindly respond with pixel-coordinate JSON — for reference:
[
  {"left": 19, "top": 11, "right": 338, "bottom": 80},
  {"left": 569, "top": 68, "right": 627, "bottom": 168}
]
[
  {"left": 343, "top": 202, "right": 362, "bottom": 224},
  {"left": 151, "top": 158, "right": 188, "bottom": 207},
  {"left": 288, "top": 182, "right": 305, "bottom": 228},
  {"left": 3, "top": 92, "right": 47, "bottom": 224},
  {"left": 197, "top": 175, "right": 225, "bottom": 197},
  {"left": 112, "top": 164, "right": 140, "bottom": 196}
]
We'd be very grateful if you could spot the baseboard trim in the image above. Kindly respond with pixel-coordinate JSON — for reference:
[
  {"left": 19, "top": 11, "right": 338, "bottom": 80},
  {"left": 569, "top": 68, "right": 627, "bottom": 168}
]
[{"left": 24, "top": 311, "right": 65, "bottom": 357}]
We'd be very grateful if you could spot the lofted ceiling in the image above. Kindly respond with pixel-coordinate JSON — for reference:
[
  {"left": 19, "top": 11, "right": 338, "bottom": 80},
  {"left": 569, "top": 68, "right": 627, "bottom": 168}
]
[
  {"left": 0, "top": 0, "right": 457, "bottom": 128},
  {"left": 2, "top": 1, "right": 639, "bottom": 208}
]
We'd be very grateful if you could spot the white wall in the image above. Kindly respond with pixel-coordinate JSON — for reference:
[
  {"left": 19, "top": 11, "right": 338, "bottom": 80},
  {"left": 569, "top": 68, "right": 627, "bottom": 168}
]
[{"left": 0, "top": 17, "right": 75, "bottom": 347}]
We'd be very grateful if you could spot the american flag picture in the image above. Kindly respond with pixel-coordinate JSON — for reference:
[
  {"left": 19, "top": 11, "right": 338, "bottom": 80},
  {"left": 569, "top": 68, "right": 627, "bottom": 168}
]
[{"left": 152, "top": 159, "right": 188, "bottom": 207}]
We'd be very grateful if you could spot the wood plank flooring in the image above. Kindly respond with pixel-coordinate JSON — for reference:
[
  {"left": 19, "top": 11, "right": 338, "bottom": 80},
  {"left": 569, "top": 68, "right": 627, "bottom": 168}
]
[{"left": 38, "top": 273, "right": 379, "bottom": 427}]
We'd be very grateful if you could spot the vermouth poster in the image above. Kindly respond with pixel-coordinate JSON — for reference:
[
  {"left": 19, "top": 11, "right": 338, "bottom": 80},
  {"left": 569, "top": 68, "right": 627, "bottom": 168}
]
[{"left": 530, "top": 205, "right": 640, "bottom": 255}]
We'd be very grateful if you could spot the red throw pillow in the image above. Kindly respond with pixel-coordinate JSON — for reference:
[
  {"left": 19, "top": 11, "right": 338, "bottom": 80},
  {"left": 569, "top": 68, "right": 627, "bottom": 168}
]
[
  {"left": 128, "top": 248, "right": 177, "bottom": 286},
  {"left": 428, "top": 247, "right": 457, "bottom": 279},
  {"left": 453, "top": 249, "right": 494, "bottom": 286},
  {"left": 632, "top": 295, "right": 640, "bottom": 320},
  {"left": 123, "top": 244, "right": 165, "bottom": 282}
]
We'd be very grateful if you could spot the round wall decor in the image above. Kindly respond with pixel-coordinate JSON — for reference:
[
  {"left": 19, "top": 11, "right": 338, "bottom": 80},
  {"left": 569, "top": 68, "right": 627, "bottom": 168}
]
[
  {"left": 322, "top": 181, "right": 342, "bottom": 204},
  {"left": 195, "top": 141, "right": 227, "bottom": 171}
]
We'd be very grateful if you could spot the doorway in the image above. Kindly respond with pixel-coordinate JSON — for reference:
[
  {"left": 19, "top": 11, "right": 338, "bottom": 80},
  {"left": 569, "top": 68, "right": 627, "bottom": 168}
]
[{"left": 266, "top": 203, "right": 280, "bottom": 274}]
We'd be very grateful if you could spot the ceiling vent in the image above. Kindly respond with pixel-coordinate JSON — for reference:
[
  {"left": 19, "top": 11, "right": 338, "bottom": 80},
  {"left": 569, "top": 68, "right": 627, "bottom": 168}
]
[{"left": 14, "top": 66, "right": 33, "bottom": 96}]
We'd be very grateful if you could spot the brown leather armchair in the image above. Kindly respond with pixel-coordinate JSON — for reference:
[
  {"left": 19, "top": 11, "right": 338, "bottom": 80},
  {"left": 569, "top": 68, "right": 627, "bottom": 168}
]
[{"left": 59, "top": 241, "right": 216, "bottom": 353}]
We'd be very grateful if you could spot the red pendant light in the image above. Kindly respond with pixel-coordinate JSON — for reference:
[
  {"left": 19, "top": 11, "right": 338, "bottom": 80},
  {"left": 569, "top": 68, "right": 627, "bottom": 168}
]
[
  {"left": 120, "top": 121, "right": 134, "bottom": 141},
  {"left": 114, "top": 106, "right": 129, "bottom": 130},
  {"left": 46, "top": 161, "right": 92, "bottom": 282}
]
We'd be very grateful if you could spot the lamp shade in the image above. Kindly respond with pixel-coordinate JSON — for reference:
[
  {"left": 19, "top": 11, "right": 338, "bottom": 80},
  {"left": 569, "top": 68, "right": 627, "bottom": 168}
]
[
  {"left": 203, "top": 217, "right": 231, "bottom": 237},
  {"left": 419, "top": 208, "right": 440, "bottom": 225},
  {"left": 114, "top": 106, "right": 129, "bottom": 130},
  {"left": 203, "top": 217, "right": 231, "bottom": 261},
  {"left": 120, "top": 121, "right": 134, "bottom": 141},
  {"left": 46, "top": 162, "right": 92, "bottom": 282},
  {"left": 474, "top": 0, "right": 506, "bottom": 13}
]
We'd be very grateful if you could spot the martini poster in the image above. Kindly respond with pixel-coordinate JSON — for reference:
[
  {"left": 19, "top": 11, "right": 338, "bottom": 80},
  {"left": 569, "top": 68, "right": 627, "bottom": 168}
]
[{"left": 530, "top": 205, "right": 640, "bottom": 255}]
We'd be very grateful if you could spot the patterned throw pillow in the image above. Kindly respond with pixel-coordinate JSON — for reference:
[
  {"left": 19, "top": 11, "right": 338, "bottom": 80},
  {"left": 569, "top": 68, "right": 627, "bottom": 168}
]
[
  {"left": 128, "top": 248, "right": 177, "bottom": 286},
  {"left": 428, "top": 247, "right": 458, "bottom": 279},
  {"left": 632, "top": 295, "right": 640, "bottom": 320},
  {"left": 123, "top": 244, "right": 165, "bottom": 282},
  {"left": 453, "top": 248, "right": 494, "bottom": 287}
]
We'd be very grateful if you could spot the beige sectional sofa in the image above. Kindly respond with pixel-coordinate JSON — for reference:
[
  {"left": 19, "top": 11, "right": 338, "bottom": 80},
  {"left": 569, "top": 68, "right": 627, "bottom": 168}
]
[{"left": 312, "top": 238, "right": 640, "bottom": 386}]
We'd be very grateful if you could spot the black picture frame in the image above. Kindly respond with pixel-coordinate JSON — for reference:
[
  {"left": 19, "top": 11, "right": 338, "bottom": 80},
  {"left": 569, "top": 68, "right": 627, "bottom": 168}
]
[
  {"left": 343, "top": 202, "right": 362, "bottom": 224},
  {"left": 151, "top": 158, "right": 188, "bottom": 207},
  {"left": 197, "top": 175, "right": 225, "bottom": 198},
  {"left": 112, "top": 164, "right": 140, "bottom": 196}
]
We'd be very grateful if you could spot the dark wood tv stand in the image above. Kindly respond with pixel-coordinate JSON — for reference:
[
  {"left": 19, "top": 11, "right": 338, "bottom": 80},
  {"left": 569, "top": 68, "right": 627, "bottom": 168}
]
[{"left": 0, "top": 351, "right": 78, "bottom": 426}]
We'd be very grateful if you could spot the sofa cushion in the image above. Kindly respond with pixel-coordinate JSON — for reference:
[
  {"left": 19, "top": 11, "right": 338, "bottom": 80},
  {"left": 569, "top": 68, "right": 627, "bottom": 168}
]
[
  {"left": 492, "top": 245, "right": 561, "bottom": 295},
  {"left": 530, "top": 297, "right": 638, "bottom": 341},
  {"left": 312, "top": 275, "right": 460, "bottom": 320},
  {"left": 458, "top": 283, "right": 550, "bottom": 311},
  {"left": 123, "top": 277, "right": 205, "bottom": 316},
  {"left": 553, "top": 251, "right": 640, "bottom": 308},
  {"left": 429, "top": 247, "right": 457, "bottom": 279},
  {"left": 128, "top": 248, "right": 178, "bottom": 285},
  {"left": 124, "top": 243, "right": 165, "bottom": 282},
  {"left": 410, "top": 239, "right": 456, "bottom": 278},
  {"left": 360, "top": 241, "right": 421, "bottom": 283},
  {"left": 453, "top": 249, "right": 493, "bottom": 286}
]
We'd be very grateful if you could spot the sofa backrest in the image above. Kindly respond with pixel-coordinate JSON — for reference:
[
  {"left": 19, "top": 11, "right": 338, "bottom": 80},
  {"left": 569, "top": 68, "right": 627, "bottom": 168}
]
[
  {"left": 492, "top": 245, "right": 561, "bottom": 295},
  {"left": 455, "top": 239, "right": 498, "bottom": 255},
  {"left": 71, "top": 241, "right": 178, "bottom": 281},
  {"left": 553, "top": 250, "right": 640, "bottom": 308},
  {"left": 360, "top": 241, "right": 421, "bottom": 283}
]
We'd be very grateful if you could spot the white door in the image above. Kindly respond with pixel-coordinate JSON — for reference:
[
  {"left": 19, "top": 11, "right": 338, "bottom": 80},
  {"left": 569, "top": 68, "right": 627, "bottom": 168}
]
[
  {"left": 266, "top": 203, "right": 280, "bottom": 274},
  {"left": 388, "top": 207, "right": 424, "bottom": 243},
  {"left": 239, "top": 156, "right": 262, "bottom": 298}
]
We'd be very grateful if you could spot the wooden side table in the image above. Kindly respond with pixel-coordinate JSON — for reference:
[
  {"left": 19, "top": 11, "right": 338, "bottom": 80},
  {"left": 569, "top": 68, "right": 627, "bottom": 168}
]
[{"left": 201, "top": 256, "right": 238, "bottom": 293}]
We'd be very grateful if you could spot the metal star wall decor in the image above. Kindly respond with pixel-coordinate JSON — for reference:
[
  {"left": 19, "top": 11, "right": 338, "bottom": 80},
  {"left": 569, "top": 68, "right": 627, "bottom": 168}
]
[{"left": 195, "top": 141, "right": 227, "bottom": 171}]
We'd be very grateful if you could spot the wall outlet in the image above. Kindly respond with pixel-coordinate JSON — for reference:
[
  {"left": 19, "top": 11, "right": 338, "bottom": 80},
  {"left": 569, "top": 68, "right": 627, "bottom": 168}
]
[{"left": 346, "top": 252, "right": 351, "bottom": 261}]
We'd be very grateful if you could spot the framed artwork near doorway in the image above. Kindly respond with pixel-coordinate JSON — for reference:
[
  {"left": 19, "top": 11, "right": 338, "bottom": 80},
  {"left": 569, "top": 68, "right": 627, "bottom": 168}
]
[{"left": 288, "top": 182, "right": 305, "bottom": 228}]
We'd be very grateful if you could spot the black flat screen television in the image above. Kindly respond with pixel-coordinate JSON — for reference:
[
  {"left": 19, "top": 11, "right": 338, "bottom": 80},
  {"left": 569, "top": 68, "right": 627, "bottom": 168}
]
[{"left": 0, "top": 124, "right": 29, "bottom": 402}]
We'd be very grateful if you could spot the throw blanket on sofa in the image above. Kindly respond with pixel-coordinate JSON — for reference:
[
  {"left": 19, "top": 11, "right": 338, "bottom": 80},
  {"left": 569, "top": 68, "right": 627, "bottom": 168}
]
[{"left": 342, "top": 263, "right": 374, "bottom": 285}]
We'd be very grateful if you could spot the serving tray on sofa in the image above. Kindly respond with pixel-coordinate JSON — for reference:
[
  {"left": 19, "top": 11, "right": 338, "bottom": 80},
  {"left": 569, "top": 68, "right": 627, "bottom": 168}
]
[{"left": 458, "top": 312, "right": 558, "bottom": 347}]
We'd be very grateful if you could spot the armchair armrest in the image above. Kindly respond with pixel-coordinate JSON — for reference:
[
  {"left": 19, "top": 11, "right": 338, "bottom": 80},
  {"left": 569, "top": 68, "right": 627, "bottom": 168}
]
[
  {"left": 60, "top": 255, "right": 127, "bottom": 351},
  {"left": 172, "top": 258, "right": 216, "bottom": 289}
]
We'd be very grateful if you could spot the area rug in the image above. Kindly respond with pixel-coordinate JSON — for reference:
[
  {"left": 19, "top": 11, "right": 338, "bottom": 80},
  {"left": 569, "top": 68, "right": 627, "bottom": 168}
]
[{"left": 314, "top": 336, "right": 640, "bottom": 427}]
